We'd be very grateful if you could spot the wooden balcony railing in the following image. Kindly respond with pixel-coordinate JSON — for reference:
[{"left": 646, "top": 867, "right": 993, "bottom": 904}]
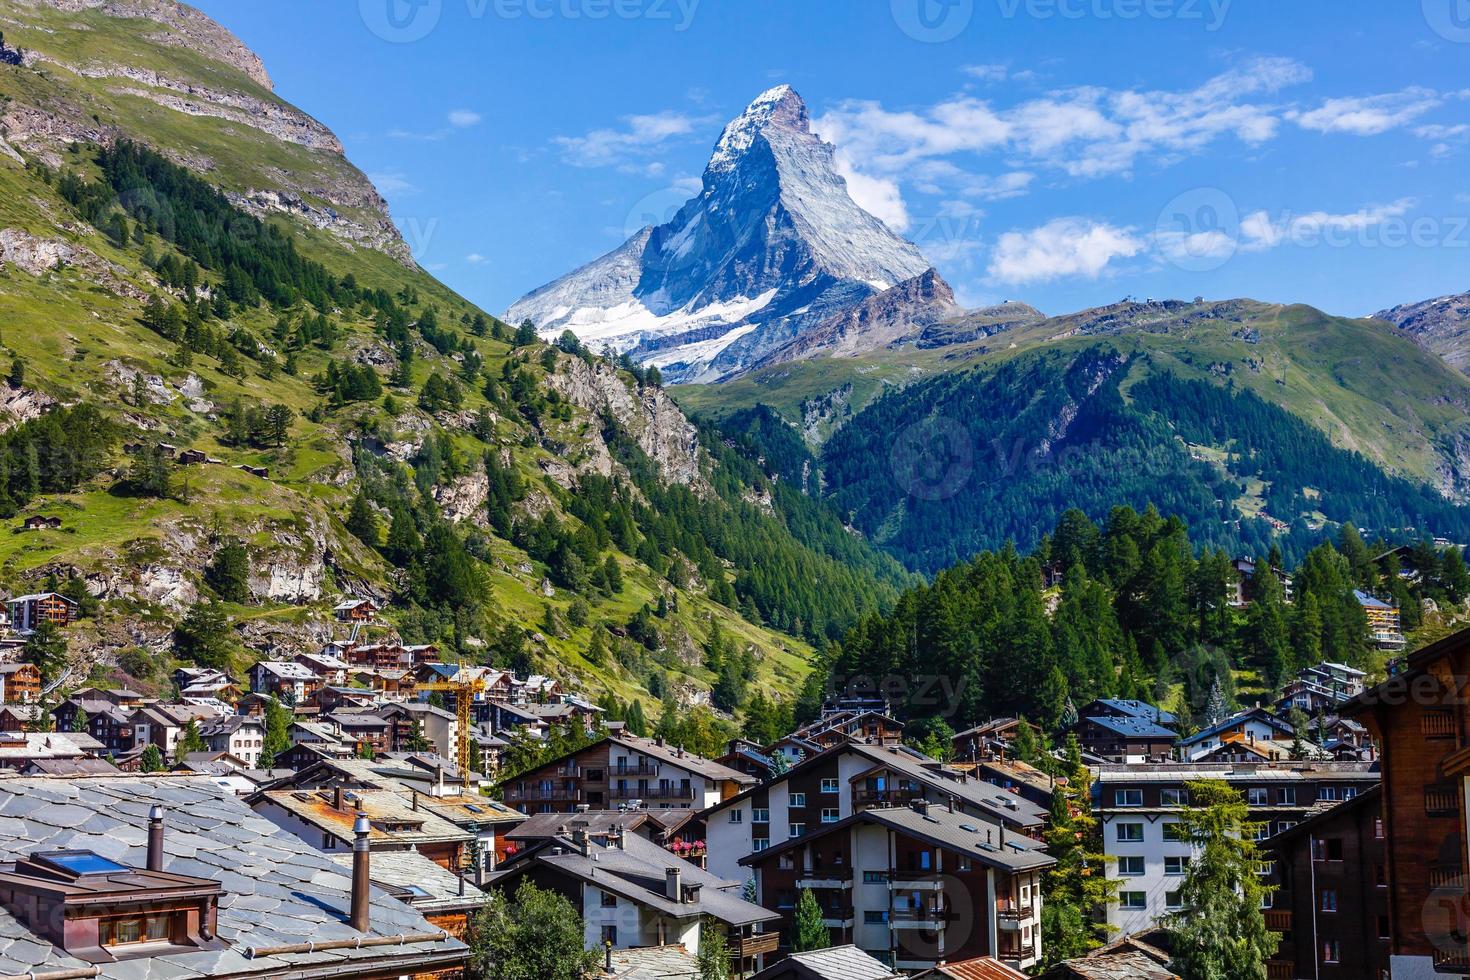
[
  {"left": 1423, "top": 710, "right": 1458, "bottom": 738},
  {"left": 737, "top": 933, "right": 779, "bottom": 958},
  {"left": 1266, "top": 960, "right": 1295, "bottom": 979},
  {"left": 1265, "top": 909, "right": 1292, "bottom": 931},
  {"left": 610, "top": 784, "right": 694, "bottom": 800},
  {"left": 1426, "top": 788, "right": 1460, "bottom": 817}
]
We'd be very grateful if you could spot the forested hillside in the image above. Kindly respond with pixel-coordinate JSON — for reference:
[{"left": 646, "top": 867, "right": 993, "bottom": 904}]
[
  {"left": 814, "top": 348, "right": 1470, "bottom": 574},
  {"left": 802, "top": 506, "right": 1470, "bottom": 746}
]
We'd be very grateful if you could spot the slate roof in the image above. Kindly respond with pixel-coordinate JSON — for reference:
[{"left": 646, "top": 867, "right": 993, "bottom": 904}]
[
  {"left": 1040, "top": 951, "right": 1180, "bottom": 979},
  {"left": 252, "top": 788, "right": 471, "bottom": 846},
  {"left": 750, "top": 944, "right": 901, "bottom": 980},
  {"left": 495, "top": 831, "right": 777, "bottom": 928},
  {"left": 914, "top": 957, "right": 1027, "bottom": 980},
  {"left": 1176, "top": 707, "right": 1295, "bottom": 747},
  {"left": 0, "top": 732, "right": 103, "bottom": 759},
  {"left": 1091, "top": 699, "right": 1178, "bottom": 725},
  {"left": 326, "top": 850, "right": 490, "bottom": 912},
  {"left": 0, "top": 774, "right": 466, "bottom": 979},
  {"left": 595, "top": 944, "right": 700, "bottom": 979},
  {"left": 1081, "top": 714, "right": 1178, "bottom": 739}
]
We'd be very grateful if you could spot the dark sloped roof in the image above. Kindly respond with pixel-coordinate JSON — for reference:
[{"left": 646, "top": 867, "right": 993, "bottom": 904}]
[
  {"left": 0, "top": 774, "right": 465, "bottom": 978},
  {"left": 751, "top": 945, "right": 901, "bottom": 980}
]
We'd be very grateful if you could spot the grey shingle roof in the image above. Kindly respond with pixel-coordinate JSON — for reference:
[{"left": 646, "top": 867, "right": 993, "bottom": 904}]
[
  {"left": 751, "top": 945, "right": 901, "bottom": 980},
  {"left": 0, "top": 774, "right": 466, "bottom": 979}
]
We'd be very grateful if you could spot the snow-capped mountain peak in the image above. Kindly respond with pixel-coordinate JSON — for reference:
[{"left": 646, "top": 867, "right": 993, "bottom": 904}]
[{"left": 506, "top": 86, "right": 931, "bottom": 383}]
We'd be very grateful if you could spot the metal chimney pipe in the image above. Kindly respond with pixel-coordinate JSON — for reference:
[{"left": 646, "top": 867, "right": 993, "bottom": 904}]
[
  {"left": 147, "top": 805, "right": 164, "bottom": 872},
  {"left": 351, "top": 815, "right": 372, "bottom": 932}
]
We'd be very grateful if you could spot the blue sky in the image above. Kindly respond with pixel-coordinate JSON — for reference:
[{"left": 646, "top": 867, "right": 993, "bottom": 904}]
[{"left": 192, "top": 0, "right": 1470, "bottom": 319}]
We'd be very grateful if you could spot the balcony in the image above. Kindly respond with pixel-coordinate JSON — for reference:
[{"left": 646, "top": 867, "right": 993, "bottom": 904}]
[
  {"left": 819, "top": 906, "right": 855, "bottom": 928},
  {"left": 1430, "top": 864, "right": 1464, "bottom": 889},
  {"left": 888, "top": 871, "right": 945, "bottom": 891},
  {"left": 998, "top": 941, "right": 1036, "bottom": 964},
  {"left": 996, "top": 901, "right": 1034, "bottom": 928},
  {"left": 797, "top": 869, "right": 853, "bottom": 889},
  {"left": 1426, "top": 788, "right": 1460, "bottom": 817},
  {"left": 890, "top": 907, "right": 947, "bottom": 929},
  {"left": 609, "top": 784, "right": 694, "bottom": 801},
  {"left": 506, "top": 786, "right": 582, "bottom": 802},
  {"left": 737, "top": 933, "right": 779, "bottom": 959},
  {"left": 853, "top": 788, "right": 922, "bottom": 809},
  {"left": 1434, "top": 946, "right": 1470, "bottom": 972},
  {"left": 610, "top": 762, "right": 660, "bottom": 777},
  {"left": 1264, "top": 909, "right": 1292, "bottom": 932},
  {"left": 1266, "top": 960, "right": 1295, "bottom": 980}
]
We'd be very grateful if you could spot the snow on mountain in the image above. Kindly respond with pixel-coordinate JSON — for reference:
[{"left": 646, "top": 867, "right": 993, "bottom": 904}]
[{"left": 505, "top": 85, "right": 931, "bottom": 382}]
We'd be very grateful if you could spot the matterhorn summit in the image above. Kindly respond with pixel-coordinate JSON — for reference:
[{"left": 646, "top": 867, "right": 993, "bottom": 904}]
[{"left": 506, "top": 85, "right": 932, "bottom": 383}]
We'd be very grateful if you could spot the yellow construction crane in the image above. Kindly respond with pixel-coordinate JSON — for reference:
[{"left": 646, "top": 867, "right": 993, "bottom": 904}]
[{"left": 412, "top": 672, "right": 487, "bottom": 775}]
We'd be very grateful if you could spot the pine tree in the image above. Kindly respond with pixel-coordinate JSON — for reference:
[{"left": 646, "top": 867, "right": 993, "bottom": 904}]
[
  {"left": 140, "top": 744, "right": 166, "bottom": 773},
  {"left": 1165, "top": 780, "right": 1278, "bottom": 980},
  {"left": 791, "top": 888, "right": 829, "bottom": 953},
  {"left": 696, "top": 918, "right": 730, "bottom": 980},
  {"left": 345, "top": 493, "right": 379, "bottom": 547}
]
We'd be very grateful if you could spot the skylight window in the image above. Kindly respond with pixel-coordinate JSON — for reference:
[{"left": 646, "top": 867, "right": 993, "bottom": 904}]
[
  {"left": 39, "top": 851, "right": 127, "bottom": 875},
  {"left": 403, "top": 885, "right": 432, "bottom": 898}
]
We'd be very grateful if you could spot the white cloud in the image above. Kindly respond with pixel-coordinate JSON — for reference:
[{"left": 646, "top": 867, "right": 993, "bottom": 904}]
[
  {"left": 554, "top": 111, "right": 711, "bottom": 168},
  {"left": 466, "top": 253, "right": 488, "bottom": 265},
  {"left": 1291, "top": 88, "right": 1442, "bottom": 135},
  {"left": 988, "top": 218, "right": 1144, "bottom": 285},
  {"left": 367, "top": 169, "right": 418, "bottom": 196},
  {"left": 962, "top": 64, "right": 1009, "bottom": 82},
  {"left": 448, "top": 109, "right": 482, "bottom": 128},
  {"left": 833, "top": 149, "right": 910, "bottom": 232},
  {"left": 1238, "top": 199, "right": 1417, "bottom": 250}
]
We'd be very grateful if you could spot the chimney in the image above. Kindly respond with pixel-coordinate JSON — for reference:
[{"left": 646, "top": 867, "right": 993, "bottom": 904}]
[
  {"left": 911, "top": 799, "right": 929, "bottom": 816},
  {"left": 665, "top": 867, "right": 681, "bottom": 901},
  {"left": 436, "top": 763, "right": 445, "bottom": 796},
  {"left": 576, "top": 803, "right": 591, "bottom": 814},
  {"left": 608, "top": 830, "right": 624, "bottom": 850},
  {"left": 350, "top": 815, "right": 371, "bottom": 932},
  {"left": 334, "top": 786, "right": 345, "bottom": 811},
  {"left": 146, "top": 805, "right": 165, "bottom": 872}
]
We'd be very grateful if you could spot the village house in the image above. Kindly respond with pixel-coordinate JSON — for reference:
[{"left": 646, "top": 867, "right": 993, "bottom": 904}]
[
  {"left": 1341, "top": 627, "right": 1470, "bottom": 975},
  {"left": 1096, "top": 761, "right": 1380, "bottom": 938},
  {"left": 491, "top": 815, "right": 780, "bottom": 971},
  {"left": 1229, "top": 556, "right": 1294, "bottom": 607},
  {"left": 52, "top": 695, "right": 138, "bottom": 756},
  {"left": 950, "top": 718, "right": 1034, "bottom": 762},
  {"left": 0, "top": 775, "right": 469, "bottom": 979},
  {"left": 197, "top": 714, "right": 266, "bottom": 767},
  {"left": 1175, "top": 707, "right": 1301, "bottom": 761},
  {"left": 325, "top": 711, "right": 393, "bottom": 756},
  {"left": 0, "top": 731, "right": 105, "bottom": 770},
  {"left": 327, "top": 848, "right": 489, "bottom": 939},
  {"left": 19, "top": 515, "right": 62, "bottom": 531},
  {"left": 503, "top": 734, "right": 757, "bottom": 816},
  {"left": 334, "top": 598, "right": 380, "bottom": 623},
  {"left": 1068, "top": 699, "right": 1179, "bottom": 763},
  {"left": 0, "top": 663, "right": 43, "bottom": 703},
  {"left": 1356, "top": 590, "right": 1405, "bottom": 650},
  {"left": 786, "top": 710, "right": 906, "bottom": 750},
  {"left": 748, "top": 946, "right": 903, "bottom": 980},
  {"left": 248, "top": 660, "right": 323, "bottom": 702},
  {"left": 296, "top": 650, "right": 355, "bottom": 686},
  {"left": 249, "top": 786, "right": 473, "bottom": 871},
  {"left": 702, "top": 741, "right": 1050, "bottom": 884},
  {"left": 740, "top": 799, "right": 1055, "bottom": 972},
  {"left": 1263, "top": 785, "right": 1389, "bottom": 980},
  {"left": 6, "top": 592, "right": 79, "bottom": 633},
  {"left": 376, "top": 700, "right": 459, "bottom": 758}
]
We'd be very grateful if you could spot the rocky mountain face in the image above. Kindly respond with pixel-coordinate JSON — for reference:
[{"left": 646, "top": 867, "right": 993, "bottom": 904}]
[
  {"left": 506, "top": 85, "right": 932, "bottom": 383},
  {"left": 1375, "top": 290, "right": 1470, "bottom": 373},
  {"left": 0, "top": 0, "right": 412, "bottom": 263}
]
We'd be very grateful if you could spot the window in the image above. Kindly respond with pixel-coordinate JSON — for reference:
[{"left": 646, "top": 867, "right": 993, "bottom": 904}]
[
  {"left": 1165, "top": 890, "right": 1183, "bottom": 910},
  {"left": 1247, "top": 788, "right": 1269, "bottom": 806},
  {"left": 1114, "top": 789, "right": 1143, "bottom": 807},
  {"left": 1375, "top": 864, "right": 1386, "bottom": 887},
  {"left": 1250, "top": 825, "right": 1270, "bottom": 842},
  {"left": 100, "top": 913, "right": 172, "bottom": 947},
  {"left": 1119, "top": 892, "right": 1147, "bottom": 910},
  {"left": 1275, "top": 821, "right": 1297, "bottom": 835},
  {"left": 600, "top": 890, "right": 617, "bottom": 908},
  {"left": 1162, "top": 822, "right": 1187, "bottom": 842},
  {"left": 752, "top": 808, "right": 770, "bottom": 823},
  {"left": 729, "top": 809, "right": 743, "bottom": 824},
  {"left": 1116, "top": 823, "right": 1144, "bottom": 842},
  {"left": 789, "top": 823, "right": 805, "bottom": 838},
  {"left": 1374, "top": 817, "right": 1385, "bottom": 839},
  {"left": 789, "top": 793, "right": 806, "bottom": 808},
  {"left": 1321, "top": 889, "right": 1338, "bottom": 912},
  {"left": 1318, "top": 786, "right": 1342, "bottom": 802},
  {"left": 1378, "top": 915, "right": 1391, "bottom": 940},
  {"left": 1118, "top": 856, "right": 1145, "bottom": 877},
  {"left": 776, "top": 891, "right": 796, "bottom": 910},
  {"left": 586, "top": 769, "right": 603, "bottom": 781},
  {"left": 753, "top": 838, "right": 770, "bottom": 852},
  {"left": 863, "top": 871, "right": 888, "bottom": 883},
  {"left": 1160, "top": 788, "right": 1188, "bottom": 806},
  {"left": 1164, "top": 856, "right": 1191, "bottom": 876},
  {"left": 864, "top": 910, "right": 889, "bottom": 924},
  {"left": 820, "top": 778, "right": 840, "bottom": 793},
  {"left": 601, "top": 925, "right": 618, "bottom": 946},
  {"left": 1278, "top": 787, "right": 1296, "bottom": 806},
  {"left": 779, "top": 853, "right": 795, "bottom": 870},
  {"left": 821, "top": 808, "right": 839, "bottom": 824},
  {"left": 957, "top": 856, "right": 971, "bottom": 872},
  {"left": 1322, "top": 939, "right": 1340, "bottom": 963}
]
